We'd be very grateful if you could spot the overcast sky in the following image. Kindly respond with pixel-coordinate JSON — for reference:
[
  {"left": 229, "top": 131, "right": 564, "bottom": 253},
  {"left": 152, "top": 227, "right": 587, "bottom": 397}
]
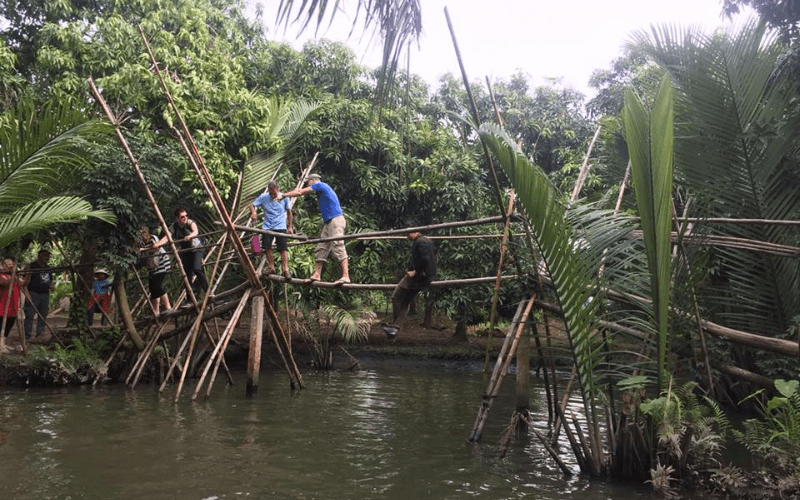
[{"left": 251, "top": 0, "right": 750, "bottom": 97}]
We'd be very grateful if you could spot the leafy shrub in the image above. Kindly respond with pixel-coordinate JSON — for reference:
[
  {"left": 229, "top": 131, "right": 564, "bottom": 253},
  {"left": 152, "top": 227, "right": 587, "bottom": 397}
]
[{"left": 735, "top": 379, "right": 800, "bottom": 474}]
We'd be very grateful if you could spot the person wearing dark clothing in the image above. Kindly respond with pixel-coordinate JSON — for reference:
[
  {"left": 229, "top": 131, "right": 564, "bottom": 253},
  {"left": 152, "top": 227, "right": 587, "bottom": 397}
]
[
  {"left": 155, "top": 208, "right": 208, "bottom": 295},
  {"left": 23, "top": 246, "right": 54, "bottom": 340},
  {"left": 381, "top": 230, "right": 437, "bottom": 338}
]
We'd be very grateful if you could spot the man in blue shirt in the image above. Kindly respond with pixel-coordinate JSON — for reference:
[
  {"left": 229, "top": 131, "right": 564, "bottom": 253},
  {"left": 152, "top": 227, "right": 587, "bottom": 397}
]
[
  {"left": 279, "top": 173, "right": 350, "bottom": 284},
  {"left": 249, "top": 180, "right": 293, "bottom": 279}
]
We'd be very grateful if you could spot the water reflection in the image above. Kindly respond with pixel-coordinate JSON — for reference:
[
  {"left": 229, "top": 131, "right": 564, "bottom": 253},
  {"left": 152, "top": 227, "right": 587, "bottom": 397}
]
[{"left": 0, "top": 367, "right": 655, "bottom": 500}]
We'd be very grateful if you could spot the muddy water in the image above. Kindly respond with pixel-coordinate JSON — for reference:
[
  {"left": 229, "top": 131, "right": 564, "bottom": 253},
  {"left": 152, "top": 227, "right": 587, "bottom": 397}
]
[{"left": 0, "top": 365, "right": 655, "bottom": 500}]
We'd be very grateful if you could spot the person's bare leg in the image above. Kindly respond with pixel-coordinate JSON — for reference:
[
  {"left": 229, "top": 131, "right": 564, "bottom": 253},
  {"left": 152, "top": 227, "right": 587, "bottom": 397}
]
[
  {"left": 339, "top": 258, "right": 349, "bottom": 281},
  {"left": 152, "top": 299, "right": 160, "bottom": 316},
  {"left": 266, "top": 250, "right": 275, "bottom": 274},
  {"left": 161, "top": 294, "right": 171, "bottom": 312},
  {"left": 309, "top": 261, "right": 323, "bottom": 281},
  {"left": 280, "top": 250, "right": 290, "bottom": 274}
]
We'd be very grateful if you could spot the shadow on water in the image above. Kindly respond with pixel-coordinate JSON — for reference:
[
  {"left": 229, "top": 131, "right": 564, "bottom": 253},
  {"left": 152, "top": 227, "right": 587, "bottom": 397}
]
[{"left": 0, "top": 367, "right": 656, "bottom": 500}]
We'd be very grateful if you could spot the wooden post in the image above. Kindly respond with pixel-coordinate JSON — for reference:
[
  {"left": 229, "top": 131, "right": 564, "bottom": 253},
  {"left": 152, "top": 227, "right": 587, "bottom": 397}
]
[{"left": 247, "top": 295, "right": 264, "bottom": 396}]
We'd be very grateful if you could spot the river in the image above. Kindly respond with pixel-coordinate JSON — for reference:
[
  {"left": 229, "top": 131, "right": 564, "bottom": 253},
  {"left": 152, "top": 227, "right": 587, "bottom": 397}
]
[{"left": 0, "top": 363, "right": 656, "bottom": 500}]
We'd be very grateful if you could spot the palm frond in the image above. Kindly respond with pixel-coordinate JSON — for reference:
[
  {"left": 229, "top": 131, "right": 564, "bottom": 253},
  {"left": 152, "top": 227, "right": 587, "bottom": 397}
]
[
  {"left": 275, "top": 0, "right": 422, "bottom": 103},
  {"left": 320, "top": 304, "right": 375, "bottom": 344},
  {"left": 0, "top": 101, "right": 112, "bottom": 206},
  {"left": 0, "top": 196, "right": 115, "bottom": 248},
  {"left": 238, "top": 98, "right": 319, "bottom": 209},
  {"left": 623, "top": 75, "right": 675, "bottom": 389},
  {"left": 479, "top": 122, "right": 603, "bottom": 428}
]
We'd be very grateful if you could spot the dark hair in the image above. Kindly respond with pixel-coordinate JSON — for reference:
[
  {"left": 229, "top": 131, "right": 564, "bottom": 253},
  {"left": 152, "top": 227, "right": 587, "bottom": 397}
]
[{"left": 174, "top": 206, "right": 188, "bottom": 218}]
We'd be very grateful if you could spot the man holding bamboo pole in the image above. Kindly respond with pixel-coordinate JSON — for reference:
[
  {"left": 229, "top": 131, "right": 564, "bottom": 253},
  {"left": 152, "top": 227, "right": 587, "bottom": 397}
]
[{"left": 278, "top": 173, "right": 350, "bottom": 284}]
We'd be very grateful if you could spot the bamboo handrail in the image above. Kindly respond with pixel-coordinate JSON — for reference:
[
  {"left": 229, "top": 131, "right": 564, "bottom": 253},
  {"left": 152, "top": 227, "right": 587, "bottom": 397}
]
[
  {"left": 629, "top": 230, "right": 800, "bottom": 257},
  {"left": 225, "top": 214, "right": 523, "bottom": 246}
]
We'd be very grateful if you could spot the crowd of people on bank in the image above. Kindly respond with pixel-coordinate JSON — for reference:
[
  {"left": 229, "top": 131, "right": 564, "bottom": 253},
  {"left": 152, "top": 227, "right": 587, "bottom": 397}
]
[{"left": 0, "top": 172, "right": 437, "bottom": 351}]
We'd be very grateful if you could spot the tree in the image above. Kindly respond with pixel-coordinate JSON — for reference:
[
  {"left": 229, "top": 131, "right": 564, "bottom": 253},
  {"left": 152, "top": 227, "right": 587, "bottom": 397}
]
[
  {"left": 723, "top": 0, "right": 800, "bottom": 36},
  {"left": 274, "top": 0, "right": 422, "bottom": 102}
]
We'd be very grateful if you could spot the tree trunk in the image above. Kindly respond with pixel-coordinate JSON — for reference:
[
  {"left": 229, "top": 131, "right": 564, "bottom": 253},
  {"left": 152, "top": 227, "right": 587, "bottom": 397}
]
[
  {"left": 77, "top": 235, "right": 98, "bottom": 301},
  {"left": 113, "top": 274, "right": 144, "bottom": 350}
]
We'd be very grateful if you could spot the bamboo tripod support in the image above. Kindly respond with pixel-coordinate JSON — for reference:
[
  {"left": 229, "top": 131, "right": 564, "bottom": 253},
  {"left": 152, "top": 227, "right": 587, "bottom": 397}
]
[
  {"left": 84, "top": 31, "right": 303, "bottom": 397},
  {"left": 142, "top": 27, "right": 301, "bottom": 392},
  {"left": 468, "top": 295, "right": 536, "bottom": 443}
]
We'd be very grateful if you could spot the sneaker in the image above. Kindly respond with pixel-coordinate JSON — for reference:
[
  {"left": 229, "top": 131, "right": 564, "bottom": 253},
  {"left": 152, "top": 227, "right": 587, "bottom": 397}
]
[{"left": 380, "top": 324, "right": 398, "bottom": 339}]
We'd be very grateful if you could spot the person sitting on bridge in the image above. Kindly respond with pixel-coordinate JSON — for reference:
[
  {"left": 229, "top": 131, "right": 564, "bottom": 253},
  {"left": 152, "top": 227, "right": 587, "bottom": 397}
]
[{"left": 380, "top": 227, "right": 437, "bottom": 339}]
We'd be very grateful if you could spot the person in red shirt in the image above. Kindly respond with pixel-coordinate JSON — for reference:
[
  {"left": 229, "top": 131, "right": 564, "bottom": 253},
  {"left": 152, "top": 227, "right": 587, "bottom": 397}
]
[{"left": 0, "top": 257, "right": 22, "bottom": 353}]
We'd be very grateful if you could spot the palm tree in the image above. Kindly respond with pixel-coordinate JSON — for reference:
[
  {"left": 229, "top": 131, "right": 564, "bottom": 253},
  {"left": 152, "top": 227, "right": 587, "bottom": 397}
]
[
  {"left": 0, "top": 97, "right": 115, "bottom": 249},
  {"left": 630, "top": 20, "right": 800, "bottom": 377},
  {"left": 623, "top": 75, "right": 675, "bottom": 391},
  {"left": 479, "top": 122, "right": 639, "bottom": 475},
  {"left": 274, "top": 0, "right": 422, "bottom": 102}
]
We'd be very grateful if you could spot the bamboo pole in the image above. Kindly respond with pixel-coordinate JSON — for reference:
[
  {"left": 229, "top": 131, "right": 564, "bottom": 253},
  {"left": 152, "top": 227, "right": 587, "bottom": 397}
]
[
  {"left": 483, "top": 190, "right": 516, "bottom": 372},
  {"left": 172, "top": 231, "right": 230, "bottom": 402},
  {"left": 444, "top": 7, "right": 506, "bottom": 217},
  {"left": 536, "top": 276, "right": 800, "bottom": 358},
  {"left": 570, "top": 124, "right": 602, "bottom": 201},
  {"left": 228, "top": 214, "right": 522, "bottom": 245},
  {"left": 264, "top": 274, "right": 516, "bottom": 289},
  {"left": 629, "top": 229, "right": 800, "bottom": 256},
  {"left": 469, "top": 295, "right": 536, "bottom": 442},
  {"left": 192, "top": 289, "right": 252, "bottom": 400},
  {"left": 528, "top": 425, "right": 574, "bottom": 477},
  {"left": 18, "top": 287, "right": 66, "bottom": 348}
]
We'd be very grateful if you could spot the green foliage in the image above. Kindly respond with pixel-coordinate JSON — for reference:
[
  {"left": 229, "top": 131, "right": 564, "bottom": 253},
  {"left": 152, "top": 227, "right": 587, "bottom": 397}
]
[
  {"left": 623, "top": 75, "right": 674, "bottom": 390},
  {"left": 631, "top": 21, "right": 800, "bottom": 381},
  {"left": 25, "top": 334, "right": 111, "bottom": 384},
  {"left": 639, "top": 381, "right": 732, "bottom": 496},
  {"left": 0, "top": 97, "right": 115, "bottom": 251},
  {"left": 736, "top": 380, "right": 800, "bottom": 474},
  {"left": 274, "top": 0, "right": 422, "bottom": 102},
  {"left": 479, "top": 122, "right": 605, "bottom": 436},
  {"left": 320, "top": 303, "right": 376, "bottom": 345}
]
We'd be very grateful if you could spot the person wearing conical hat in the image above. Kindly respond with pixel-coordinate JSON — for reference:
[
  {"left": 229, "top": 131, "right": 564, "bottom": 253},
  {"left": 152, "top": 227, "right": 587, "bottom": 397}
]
[{"left": 86, "top": 268, "right": 112, "bottom": 327}]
